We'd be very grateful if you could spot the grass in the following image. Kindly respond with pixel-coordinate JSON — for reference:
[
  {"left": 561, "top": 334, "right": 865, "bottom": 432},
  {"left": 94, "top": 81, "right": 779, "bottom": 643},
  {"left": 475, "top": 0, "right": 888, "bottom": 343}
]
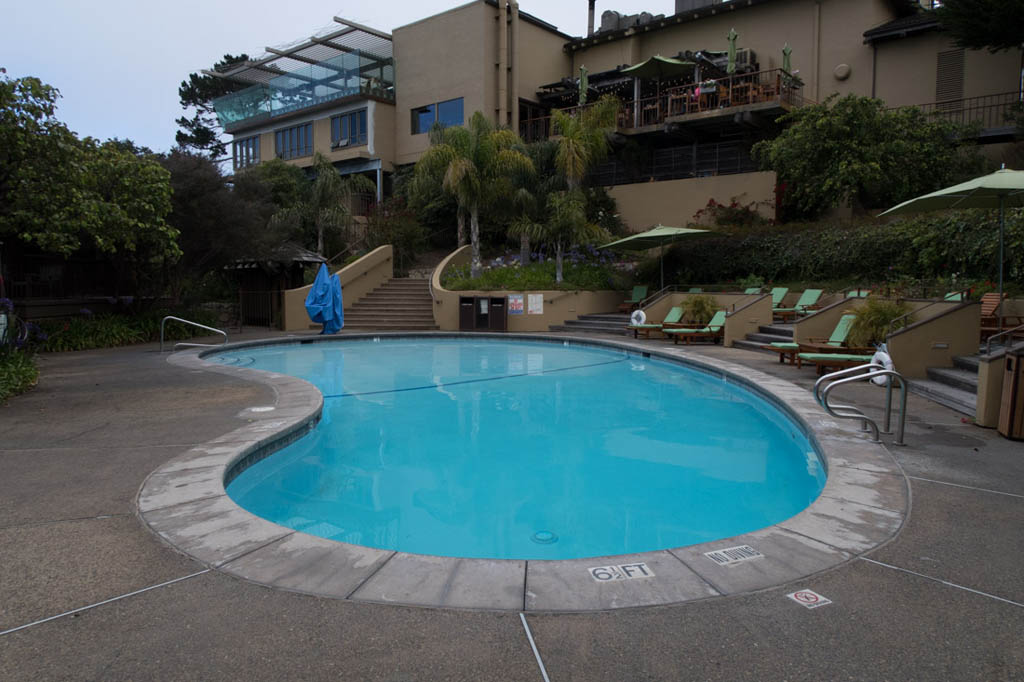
[{"left": 0, "top": 351, "right": 38, "bottom": 403}]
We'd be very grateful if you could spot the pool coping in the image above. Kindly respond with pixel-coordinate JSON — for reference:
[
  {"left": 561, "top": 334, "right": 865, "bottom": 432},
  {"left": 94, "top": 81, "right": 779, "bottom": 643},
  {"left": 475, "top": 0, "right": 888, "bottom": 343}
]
[{"left": 136, "top": 332, "right": 909, "bottom": 612}]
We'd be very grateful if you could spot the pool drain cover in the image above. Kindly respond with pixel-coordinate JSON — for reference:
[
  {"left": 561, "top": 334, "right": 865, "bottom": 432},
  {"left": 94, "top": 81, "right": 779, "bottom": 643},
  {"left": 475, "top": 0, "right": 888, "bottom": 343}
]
[{"left": 531, "top": 531, "right": 558, "bottom": 544}]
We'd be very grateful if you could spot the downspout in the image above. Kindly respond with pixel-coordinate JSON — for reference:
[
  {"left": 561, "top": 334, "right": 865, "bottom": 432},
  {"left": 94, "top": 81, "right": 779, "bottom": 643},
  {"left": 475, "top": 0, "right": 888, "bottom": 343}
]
[
  {"left": 511, "top": 1, "right": 520, "bottom": 134},
  {"left": 498, "top": 1, "right": 508, "bottom": 126}
]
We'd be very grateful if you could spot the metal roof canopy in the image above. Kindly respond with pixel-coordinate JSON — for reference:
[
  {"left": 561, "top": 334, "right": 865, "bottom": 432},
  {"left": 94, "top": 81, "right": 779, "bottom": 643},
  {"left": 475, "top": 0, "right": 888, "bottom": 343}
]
[{"left": 205, "top": 17, "right": 393, "bottom": 87}]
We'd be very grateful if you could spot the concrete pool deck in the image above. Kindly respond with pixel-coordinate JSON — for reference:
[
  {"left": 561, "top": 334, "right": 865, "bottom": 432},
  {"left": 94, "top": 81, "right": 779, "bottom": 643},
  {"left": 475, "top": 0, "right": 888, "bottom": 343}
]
[
  {"left": 138, "top": 333, "right": 907, "bottom": 612},
  {"left": 2, "top": 328, "right": 1023, "bottom": 680}
]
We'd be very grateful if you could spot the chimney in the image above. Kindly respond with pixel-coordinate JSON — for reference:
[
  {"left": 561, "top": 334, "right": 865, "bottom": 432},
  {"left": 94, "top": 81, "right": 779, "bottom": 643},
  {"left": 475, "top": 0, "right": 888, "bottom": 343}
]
[{"left": 588, "top": 0, "right": 596, "bottom": 36}]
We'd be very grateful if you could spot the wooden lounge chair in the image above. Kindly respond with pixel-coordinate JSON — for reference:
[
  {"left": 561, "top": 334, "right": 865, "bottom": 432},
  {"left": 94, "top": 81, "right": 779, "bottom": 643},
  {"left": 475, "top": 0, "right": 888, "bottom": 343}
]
[
  {"left": 744, "top": 287, "right": 762, "bottom": 294},
  {"left": 944, "top": 291, "right": 966, "bottom": 301},
  {"left": 797, "top": 352, "right": 876, "bottom": 376},
  {"left": 663, "top": 310, "right": 727, "bottom": 345},
  {"left": 618, "top": 285, "right": 648, "bottom": 313},
  {"left": 846, "top": 289, "right": 870, "bottom": 298},
  {"left": 770, "top": 287, "right": 789, "bottom": 309},
  {"left": 761, "top": 313, "right": 862, "bottom": 365},
  {"left": 626, "top": 306, "right": 684, "bottom": 339},
  {"left": 979, "top": 292, "right": 1024, "bottom": 339},
  {"left": 774, "top": 289, "right": 824, "bottom": 321}
]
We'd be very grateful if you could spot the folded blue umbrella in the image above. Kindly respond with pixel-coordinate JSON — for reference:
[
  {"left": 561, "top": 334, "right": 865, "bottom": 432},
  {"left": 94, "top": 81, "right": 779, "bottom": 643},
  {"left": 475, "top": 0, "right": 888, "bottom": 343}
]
[{"left": 305, "top": 264, "right": 344, "bottom": 334}]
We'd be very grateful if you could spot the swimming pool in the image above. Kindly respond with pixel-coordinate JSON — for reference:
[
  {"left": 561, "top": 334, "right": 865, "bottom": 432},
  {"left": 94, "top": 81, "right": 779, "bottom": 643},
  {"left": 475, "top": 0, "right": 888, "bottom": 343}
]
[{"left": 214, "top": 338, "right": 826, "bottom": 560}]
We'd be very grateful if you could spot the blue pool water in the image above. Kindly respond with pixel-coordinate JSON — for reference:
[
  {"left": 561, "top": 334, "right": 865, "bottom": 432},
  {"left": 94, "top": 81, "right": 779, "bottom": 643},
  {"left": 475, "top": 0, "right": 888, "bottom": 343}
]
[{"left": 217, "top": 338, "right": 825, "bottom": 560}]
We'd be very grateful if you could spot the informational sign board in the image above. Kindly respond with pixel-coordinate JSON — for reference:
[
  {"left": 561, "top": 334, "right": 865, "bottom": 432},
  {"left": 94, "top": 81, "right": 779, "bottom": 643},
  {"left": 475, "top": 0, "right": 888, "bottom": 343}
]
[
  {"left": 508, "top": 294, "right": 524, "bottom": 314},
  {"left": 528, "top": 294, "right": 544, "bottom": 315}
]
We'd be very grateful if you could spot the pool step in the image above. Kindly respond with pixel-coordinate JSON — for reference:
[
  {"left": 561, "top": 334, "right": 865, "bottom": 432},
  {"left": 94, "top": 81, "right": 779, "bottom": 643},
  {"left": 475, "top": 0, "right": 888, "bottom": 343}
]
[{"left": 341, "top": 278, "right": 438, "bottom": 331}]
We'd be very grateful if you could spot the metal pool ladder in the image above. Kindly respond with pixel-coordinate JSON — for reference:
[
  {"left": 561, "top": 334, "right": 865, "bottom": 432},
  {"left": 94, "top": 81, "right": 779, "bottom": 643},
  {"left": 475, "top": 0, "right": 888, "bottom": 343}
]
[
  {"left": 160, "top": 316, "right": 228, "bottom": 352},
  {"left": 814, "top": 363, "right": 909, "bottom": 446}
]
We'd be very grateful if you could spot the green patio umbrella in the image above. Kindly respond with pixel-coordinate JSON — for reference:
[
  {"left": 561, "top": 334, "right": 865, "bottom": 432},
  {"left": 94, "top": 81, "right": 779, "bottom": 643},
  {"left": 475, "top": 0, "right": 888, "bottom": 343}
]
[
  {"left": 579, "top": 65, "right": 588, "bottom": 106},
  {"left": 727, "top": 28, "right": 739, "bottom": 74},
  {"left": 782, "top": 43, "right": 792, "bottom": 74},
  {"left": 879, "top": 166, "right": 1024, "bottom": 331},
  {"left": 601, "top": 225, "right": 711, "bottom": 290},
  {"left": 621, "top": 55, "right": 696, "bottom": 126}
]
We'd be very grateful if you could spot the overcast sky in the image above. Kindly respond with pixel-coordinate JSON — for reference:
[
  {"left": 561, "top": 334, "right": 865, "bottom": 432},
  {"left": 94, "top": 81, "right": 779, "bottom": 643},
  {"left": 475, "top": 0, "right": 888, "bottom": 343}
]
[{"left": 4, "top": 1, "right": 671, "bottom": 152}]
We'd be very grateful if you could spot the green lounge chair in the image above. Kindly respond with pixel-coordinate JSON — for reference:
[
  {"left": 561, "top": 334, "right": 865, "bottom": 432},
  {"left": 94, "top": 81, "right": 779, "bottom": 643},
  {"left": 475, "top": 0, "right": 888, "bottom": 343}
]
[
  {"left": 797, "top": 352, "right": 876, "bottom": 375},
  {"left": 770, "top": 287, "right": 789, "bottom": 308},
  {"left": 762, "top": 313, "right": 859, "bottom": 365},
  {"left": 663, "top": 310, "right": 727, "bottom": 345},
  {"left": 626, "top": 306, "right": 684, "bottom": 339},
  {"left": 774, "top": 289, "right": 824, "bottom": 321},
  {"left": 744, "top": 287, "right": 762, "bottom": 294},
  {"left": 944, "top": 291, "right": 965, "bottom": 301},
  {"left": 846, "top": 289, "right": 870, "bottom": 298},
  {"left": 688, "top": 287, "right": 703, "bottom": 293},
  {"left": 618, "top": 285, "right": 648, "bottom": 312}
]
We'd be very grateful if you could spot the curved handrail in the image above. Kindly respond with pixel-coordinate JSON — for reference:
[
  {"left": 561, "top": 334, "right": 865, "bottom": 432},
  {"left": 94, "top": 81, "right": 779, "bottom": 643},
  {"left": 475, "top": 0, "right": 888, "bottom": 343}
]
[
  {"left": 160, "top": 316, "right": 227, "bottom": 352},
  {"left": 815, "top": 363, "right": 909, "bottom": 445}
]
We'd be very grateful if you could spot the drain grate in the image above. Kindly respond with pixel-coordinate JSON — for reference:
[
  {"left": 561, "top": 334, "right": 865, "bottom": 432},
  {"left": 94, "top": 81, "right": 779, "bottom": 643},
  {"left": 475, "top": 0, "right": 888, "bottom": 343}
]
[{"left": 704, "top": 544, "right": 763, "bottom": 566}]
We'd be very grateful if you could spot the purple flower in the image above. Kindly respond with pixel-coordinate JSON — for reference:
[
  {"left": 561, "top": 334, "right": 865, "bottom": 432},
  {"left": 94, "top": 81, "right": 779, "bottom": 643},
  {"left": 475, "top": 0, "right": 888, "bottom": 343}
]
[{"left": 79, "top": 307, "right": 93, "bottom": 316}]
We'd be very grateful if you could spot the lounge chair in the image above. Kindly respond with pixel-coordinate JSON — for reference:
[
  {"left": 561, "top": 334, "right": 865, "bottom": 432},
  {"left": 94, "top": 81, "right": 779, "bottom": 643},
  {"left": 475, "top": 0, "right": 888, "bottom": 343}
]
[
  {"left": 688, "top": 287, "right": 703, "bottom": 293},
  {"left": 774, "top": 289, "right": 824, "bottom": 321},
  {"left": 663, "top": 310, "right": 727, "bottom": 345},
  {"left": 797, "top": 352, "right": 876, "bottom": 376},
  {"left": 979, "top": 292, "right": 1024, "bottom": 339},
  {"left": 626, "top": 306, "right": 684, "bottom": 339},
  {"left": 770, "top": 287, "right": 789, "bottom": 310},
  {"left": 744, "top": 287, "right": 762, "bottom": 294},
  {"left": 944, "top": 291, "right": 966, "bottom": 302},
  {"left": 846, "top": 289, "right": 870, "bottom": 298},
  {"left": 617, "top": 285, "right": 648, "bottom": 313},
  {"left": 761, "top": 313, "right": 863, "bottom": 365}
]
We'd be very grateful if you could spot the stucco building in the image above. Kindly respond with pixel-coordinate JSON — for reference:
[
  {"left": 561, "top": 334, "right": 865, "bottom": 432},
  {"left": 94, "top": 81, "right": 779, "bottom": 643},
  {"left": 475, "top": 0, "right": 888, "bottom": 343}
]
[{"left": 208, "top": 0, "right": 1022, "bottom": 229}]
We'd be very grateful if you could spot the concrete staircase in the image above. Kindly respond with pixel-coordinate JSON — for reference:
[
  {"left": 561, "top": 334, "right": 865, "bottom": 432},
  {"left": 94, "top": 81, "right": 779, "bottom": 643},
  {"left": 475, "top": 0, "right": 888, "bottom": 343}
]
[
  {"left": 343, "top": 278, "right": 438, "bottom": 331},
  {"left": 732, "top": 323, "right": 795, "bottom": 353},
  {"left": 549, "top": 313, "right": 630, "bottom": 336},
  {"left": 909, "top": 354, "right": 979, "bottom": 416}
]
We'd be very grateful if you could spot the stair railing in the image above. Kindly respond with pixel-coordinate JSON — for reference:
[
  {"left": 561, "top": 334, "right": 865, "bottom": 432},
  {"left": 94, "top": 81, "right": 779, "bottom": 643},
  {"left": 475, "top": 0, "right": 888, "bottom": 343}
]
[
  {"left": 160, "top": 316, "right": 228, "bottom": 352},
  {"left": 813, "top": 363, "right": 909, "bottom": 445},
  {"left": 985, "top": 321, "right": 1024, "bottom": 356}
]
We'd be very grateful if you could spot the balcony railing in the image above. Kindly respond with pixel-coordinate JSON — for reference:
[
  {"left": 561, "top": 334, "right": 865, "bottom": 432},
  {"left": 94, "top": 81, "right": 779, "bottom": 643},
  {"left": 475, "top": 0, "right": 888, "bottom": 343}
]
[
  {"left": 522, "top": 69, "right": 805, "bottom": 142},
  {"left": 900, "top": 91, "right": 1021, "bottom": 134},
  {"left": 589, "top": 141, "right": 759, "bottom": 187}
]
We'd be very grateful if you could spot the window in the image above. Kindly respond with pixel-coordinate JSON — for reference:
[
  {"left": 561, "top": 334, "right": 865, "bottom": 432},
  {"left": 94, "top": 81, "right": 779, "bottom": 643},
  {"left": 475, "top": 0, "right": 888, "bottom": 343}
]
[
  {"left": 232, "top": 136, "right": 260, "bottom": 170},
  {"left": 936, "top": 49, "right": 964, "bottom": 107},
  {"left": 331, "top": 109, "right": 368, "bottom": 148},
  {"left": 411, "top": 104, "right": 435, "bottom": 134},
  {"left": 411, "top": 97, "right": 464, "bottom": 134},
  {"left": 275, "top": 122, "right": 313, "bottom": 160},
  {"left": 437, "top": 98, "right": 464, "bottom": 128}
]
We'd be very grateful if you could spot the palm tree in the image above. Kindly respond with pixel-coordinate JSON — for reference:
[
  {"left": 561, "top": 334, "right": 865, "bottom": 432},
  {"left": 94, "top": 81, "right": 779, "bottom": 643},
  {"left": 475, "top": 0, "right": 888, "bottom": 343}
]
[
  {"left": 509, "top": 139, "right": 564, "bottom": 265},
  {"left": 515, "top": 189, "right": 609, "bottom": 284},
  {"left": 270, "top": 152, "right": 376, "bottom": 256},
  {"left": 551, "top": 95, "right": 619, "bottom": 190},
  {"left": 415, "top": 112, "right": 534, "bottom": 277}
]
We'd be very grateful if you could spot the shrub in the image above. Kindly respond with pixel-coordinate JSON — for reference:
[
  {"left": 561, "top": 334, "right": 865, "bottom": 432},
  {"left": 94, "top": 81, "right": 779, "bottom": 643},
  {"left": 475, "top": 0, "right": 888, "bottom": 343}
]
[
  {"left": 37, "top": 308, "right": 221, "bottom": 352},
  {"left": 847, "top": 298, "right": 914, "bottom": 347},
  {"left": 683, "top": 294, "right": 718, "bottom": 325},
  {"left": 0, "top": 350, "right": 38, "bottom": 403}
]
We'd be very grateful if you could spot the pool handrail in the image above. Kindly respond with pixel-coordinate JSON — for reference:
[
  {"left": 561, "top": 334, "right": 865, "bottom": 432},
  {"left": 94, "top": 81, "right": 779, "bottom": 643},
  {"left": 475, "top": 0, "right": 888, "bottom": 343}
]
[
  {"left": 814, "top": 363, "right": 908, "bottom": 445},
  {"left": 160, "top": 316, "right": 228, "bottom": 352}
]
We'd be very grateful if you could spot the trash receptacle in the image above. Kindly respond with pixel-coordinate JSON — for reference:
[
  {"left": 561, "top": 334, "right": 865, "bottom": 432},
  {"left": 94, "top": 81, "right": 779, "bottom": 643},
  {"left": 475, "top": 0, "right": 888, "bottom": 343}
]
[
  {"left": 998, "top": 348, "right": 1024, "bottom": 439},
  {"left": 459, "top": 297, "right": 475, "bottom": 331},
  {"left": 488, "top": 297, "right": 507, "bottom": 331}
]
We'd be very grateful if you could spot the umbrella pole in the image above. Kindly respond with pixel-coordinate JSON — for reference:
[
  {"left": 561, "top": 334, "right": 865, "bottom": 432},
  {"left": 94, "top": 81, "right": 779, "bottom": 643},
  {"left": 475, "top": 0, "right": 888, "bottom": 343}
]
[
  {"left": 998, "top": 196, "right": 1005, "bottom": 333},
  {"left": 660, "top": 242, "right": 664, "bottom": 290}
]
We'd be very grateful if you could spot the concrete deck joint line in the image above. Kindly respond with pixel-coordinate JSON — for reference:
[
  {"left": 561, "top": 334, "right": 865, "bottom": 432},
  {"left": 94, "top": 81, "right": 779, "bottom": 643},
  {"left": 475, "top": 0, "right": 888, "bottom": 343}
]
[
  {"left": 520, "top": 613, "right": 552, "bottom": 682},
  {"left": 861, "top": 558, "right": 1024, "bottom": 608},
  {"left": 137, "top": 333, "right": 910, "bottom": 612},
  {"left": 0, "top": 570, "right": 211, "bottom": 638},
  {"left": 907, "top": 476, "right": 1024, "bottom": 499}
]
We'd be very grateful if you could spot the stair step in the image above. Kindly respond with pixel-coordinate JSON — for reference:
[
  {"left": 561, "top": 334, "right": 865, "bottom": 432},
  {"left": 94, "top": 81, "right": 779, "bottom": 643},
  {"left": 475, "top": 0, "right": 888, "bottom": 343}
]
[
  {"left": 549, "top": 324, "right": 629, "bottom": 336},
  {"left": 758, "top": 324, "right": 795, "bottom": 338},
  {"left": 908, "top": 379, "right": 976, "bottom": 416},
  {"left": 344, "top": 322, "right": 438, "bottom": 330},
  {"left": 926, "top": 366, "right": 978, "bottom": 393},
  {"left": 952, "top": 354, "right": 980, "bottom": 372},
  {"left": 579, "top": 314, "right": 632, "bottom": 323},
  {"left": 732, "top": 339, "right": 779, "bottom": 354},
  {"left": 348, "top": 303, "right": 434, "bottom": 312},
  {"left": 746, "top": 332, "right": 793, "bottom": 344}
]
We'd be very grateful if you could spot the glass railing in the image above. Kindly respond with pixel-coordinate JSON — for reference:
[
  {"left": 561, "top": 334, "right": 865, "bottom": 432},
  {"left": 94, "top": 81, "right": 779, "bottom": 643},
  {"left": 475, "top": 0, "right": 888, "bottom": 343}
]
[{"left": 214, "top": 50, "right": 394, "bottom": 129}]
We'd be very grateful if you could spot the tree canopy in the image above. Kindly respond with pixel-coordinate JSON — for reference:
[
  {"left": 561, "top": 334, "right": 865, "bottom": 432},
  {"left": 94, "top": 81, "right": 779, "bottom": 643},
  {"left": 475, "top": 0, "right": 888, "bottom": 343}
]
[
  {"left": 175, "top": 54, "right": 250, "bottom": 158},
  {"left": 752, "top": 94, "right": 985, "bottom": 219},
  {"left": 935, "top": 0, "right": 1024, "bottom": 53}
]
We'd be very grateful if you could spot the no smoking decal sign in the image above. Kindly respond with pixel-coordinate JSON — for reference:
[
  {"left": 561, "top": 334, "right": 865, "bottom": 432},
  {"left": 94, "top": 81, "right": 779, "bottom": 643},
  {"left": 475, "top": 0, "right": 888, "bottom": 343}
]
[{"left": 787, "top": 589, "right": 832, "bottom": 609}]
